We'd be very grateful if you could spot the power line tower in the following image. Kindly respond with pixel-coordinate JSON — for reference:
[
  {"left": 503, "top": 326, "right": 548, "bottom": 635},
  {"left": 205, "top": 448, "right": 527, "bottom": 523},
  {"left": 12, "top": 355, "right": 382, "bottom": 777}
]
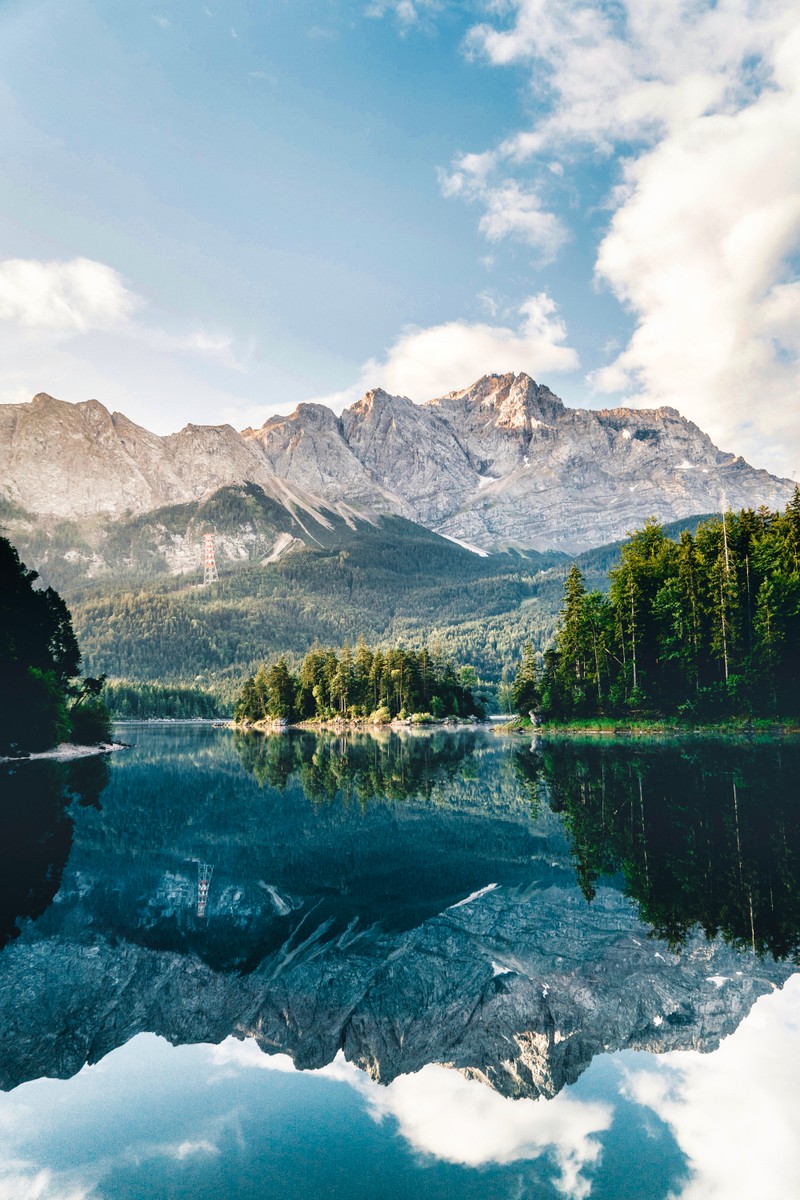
[
  {"left": 203, "top": 532, "right": 219, "bottom": 585},
  {"left": 197, "top": 862, "right": 213, "bottom": 918}
]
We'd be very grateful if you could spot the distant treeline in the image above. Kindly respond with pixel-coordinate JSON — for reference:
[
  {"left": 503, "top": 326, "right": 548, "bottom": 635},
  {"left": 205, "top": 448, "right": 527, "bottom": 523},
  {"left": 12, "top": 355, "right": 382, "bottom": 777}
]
[
  {"left": 234, "top": 642, "right": 486, "bottom": 724},
  {"left": 513, "top": 493, "right": 800, "bottom": 720},
  {"left": 103, "top": 680, "right": 223, "bottom": 719}
]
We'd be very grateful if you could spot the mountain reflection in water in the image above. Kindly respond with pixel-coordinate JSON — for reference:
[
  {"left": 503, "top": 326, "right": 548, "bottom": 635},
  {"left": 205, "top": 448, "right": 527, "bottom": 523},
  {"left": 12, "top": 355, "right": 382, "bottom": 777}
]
[{"left": 0, "top": 725, "right": 797, "bottom": 1106}]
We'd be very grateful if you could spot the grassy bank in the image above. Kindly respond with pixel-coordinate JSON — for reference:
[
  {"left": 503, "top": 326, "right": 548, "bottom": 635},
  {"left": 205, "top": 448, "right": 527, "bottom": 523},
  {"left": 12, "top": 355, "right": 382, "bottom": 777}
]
[{"left": 501, "top": 715, "right": 800, "bottom": 739}]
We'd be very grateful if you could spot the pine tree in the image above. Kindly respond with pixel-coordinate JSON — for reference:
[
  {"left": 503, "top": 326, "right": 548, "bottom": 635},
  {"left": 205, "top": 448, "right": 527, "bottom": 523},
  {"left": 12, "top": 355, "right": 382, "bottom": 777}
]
[{"left": 511, "top": 643, "right": 540, "bottom": 716}]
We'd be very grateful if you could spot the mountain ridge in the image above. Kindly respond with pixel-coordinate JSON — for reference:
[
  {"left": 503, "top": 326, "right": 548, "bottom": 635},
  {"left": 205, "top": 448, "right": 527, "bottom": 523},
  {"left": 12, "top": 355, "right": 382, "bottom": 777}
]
[{"left": 1, "top": 373, "right": 795, "bottom": 552}]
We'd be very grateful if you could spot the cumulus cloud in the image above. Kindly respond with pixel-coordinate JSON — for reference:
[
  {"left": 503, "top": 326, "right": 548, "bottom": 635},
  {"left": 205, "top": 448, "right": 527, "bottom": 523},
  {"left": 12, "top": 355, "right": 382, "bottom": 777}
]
[
  {"left": 311, "top": 292, "right": 578, "bottom": 410},
  {"left": 625, "top": 975, "right": 800, "bottom": 1199},
  {"left": 592, "top": 66, "right": 800, "bottom": 473},
  {"left": 0, "top": 255, "right": 248, "bottom": 408},
  {"left": 441, "top": 165, "right": 567, "bottom": 259},
  {"left": 210, "top": 1040, "right": 611, "bottom": 1197},
  {"left": 360, "top": 1064, "right": 611, "bottom": 1197},
  {"left": 0, "top": 257, "right": 142, "bottom": 332},
  {"left": 0, "top": 1160, "right": 94, "bottom": 1200},
  {"left": 431, "top": 0, "right": 800, "bottom": 478}
]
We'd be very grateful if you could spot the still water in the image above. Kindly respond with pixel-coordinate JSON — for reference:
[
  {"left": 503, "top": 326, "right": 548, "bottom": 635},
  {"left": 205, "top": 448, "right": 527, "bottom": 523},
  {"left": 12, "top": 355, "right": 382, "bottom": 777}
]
[{"left": 1, "top": 725, "right": 799, "bottom": 1198}]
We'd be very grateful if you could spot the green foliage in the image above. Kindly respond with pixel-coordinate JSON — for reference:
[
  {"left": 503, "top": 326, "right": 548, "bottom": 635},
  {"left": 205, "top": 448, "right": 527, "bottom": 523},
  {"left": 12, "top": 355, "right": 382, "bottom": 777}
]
[
  {"left": 234, "top": 642, "right": 486, "bottom": 724},
  {"left": 69, "top": 700, "right": 112, "bottom": 745},
  {"left": 233, "top": 727, "right": 485, "bottom": 804},
  {"left": 0, "top": 537, "right": 110, "bottom": 752},
  {"left": 510, "top": 643, "right": 540, "bottom": 716},
  {"left": 103, "top": 680, "right": 223, "bottom": 719},
  {"left": 515, "top": 494, "right": 800, "bottom": 720}
]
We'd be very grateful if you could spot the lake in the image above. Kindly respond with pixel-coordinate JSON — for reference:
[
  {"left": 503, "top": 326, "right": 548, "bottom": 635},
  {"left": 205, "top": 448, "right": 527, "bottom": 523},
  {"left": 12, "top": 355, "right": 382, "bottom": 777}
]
[{"left": 1, "top": 724, "right": 799, "bottom": 1199}]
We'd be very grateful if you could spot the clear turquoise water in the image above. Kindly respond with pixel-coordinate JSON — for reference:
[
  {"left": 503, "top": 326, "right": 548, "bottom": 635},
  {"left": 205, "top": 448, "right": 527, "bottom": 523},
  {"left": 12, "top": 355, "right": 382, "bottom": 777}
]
[{"left": 0, "top": 725, "right": 798, "bottom": 1199}]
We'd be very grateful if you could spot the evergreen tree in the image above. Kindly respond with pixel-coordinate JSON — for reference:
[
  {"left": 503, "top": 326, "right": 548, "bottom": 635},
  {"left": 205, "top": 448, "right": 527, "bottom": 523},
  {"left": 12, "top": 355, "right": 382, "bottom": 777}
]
[
  {"left": 0, "top": 537, "right": 109, "bottom": 752},
  {"left": 519, "top": 499, "right": 800, "bottom": 722},
  {"left": 511, "top": 643, "right": 540, "bottom": 716}
]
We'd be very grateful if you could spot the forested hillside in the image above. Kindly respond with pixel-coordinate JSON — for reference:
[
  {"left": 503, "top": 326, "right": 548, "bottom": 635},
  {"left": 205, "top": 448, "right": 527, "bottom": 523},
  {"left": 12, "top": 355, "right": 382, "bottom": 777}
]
[
  {"left": 2, "top": 474, "right": 723, "bottom": 715},
  {"left": 66, "top": 513, "right": 565, "bottom": 702}
]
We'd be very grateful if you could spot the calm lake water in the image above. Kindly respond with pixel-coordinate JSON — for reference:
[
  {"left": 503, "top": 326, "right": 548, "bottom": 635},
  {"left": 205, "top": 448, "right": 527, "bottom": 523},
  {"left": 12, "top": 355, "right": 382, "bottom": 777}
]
[{"left": 1, "top": 724, "right": 799, "bottom": 1199}]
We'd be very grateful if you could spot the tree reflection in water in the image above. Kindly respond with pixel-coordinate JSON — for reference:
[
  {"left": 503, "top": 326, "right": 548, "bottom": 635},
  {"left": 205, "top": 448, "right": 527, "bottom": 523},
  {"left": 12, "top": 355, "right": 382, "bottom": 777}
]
[
  {"left": 234, "top": 728, "right": 481, "bottom": 804},
  {"left": 0, "top": 756, "right": 109, "bottom": 949},
  {"left": 527, "top": 740, "right": 800, "bottom": 961}
]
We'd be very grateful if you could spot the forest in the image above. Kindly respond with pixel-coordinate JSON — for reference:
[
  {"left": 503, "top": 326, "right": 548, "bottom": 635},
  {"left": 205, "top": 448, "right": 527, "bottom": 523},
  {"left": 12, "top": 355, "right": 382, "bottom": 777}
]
[
  {"left": 102, "top": 681, "right": 222, "bottom": 720},
  {"left": 513, "top": 493, "right": 800, "bottom": 721},
  {"left": 0, "top": 537, "right": 111, "bottom": 753},
  {"left": 234, "top": 642, "right": 486, "bottom": 725}
]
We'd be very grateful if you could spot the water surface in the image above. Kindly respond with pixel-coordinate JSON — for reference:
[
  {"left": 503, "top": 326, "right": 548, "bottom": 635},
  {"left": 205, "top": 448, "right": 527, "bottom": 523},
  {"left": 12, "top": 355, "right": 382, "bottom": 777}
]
[{"left": 1, "top": 725, "right": 798, "bottom": 1198}]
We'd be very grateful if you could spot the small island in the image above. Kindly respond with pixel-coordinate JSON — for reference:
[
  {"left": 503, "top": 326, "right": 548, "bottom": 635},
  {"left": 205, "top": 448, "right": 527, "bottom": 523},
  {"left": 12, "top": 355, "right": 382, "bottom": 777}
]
[{"left": 233, "top": 642, "right": 486, "bottom": 730}]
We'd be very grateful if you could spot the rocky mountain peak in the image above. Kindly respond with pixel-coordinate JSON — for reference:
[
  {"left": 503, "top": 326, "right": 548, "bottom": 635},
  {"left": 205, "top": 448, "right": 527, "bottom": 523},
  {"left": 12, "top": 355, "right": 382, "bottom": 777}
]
[
  {"left": 347, "top": 387, "right": 417, "bottom": 422},
  {"left": 426, "top": 373, "right": 565, "bottom": 438},
  {"left": 291, "top": 402, "right": 343, "bottom": 429}
]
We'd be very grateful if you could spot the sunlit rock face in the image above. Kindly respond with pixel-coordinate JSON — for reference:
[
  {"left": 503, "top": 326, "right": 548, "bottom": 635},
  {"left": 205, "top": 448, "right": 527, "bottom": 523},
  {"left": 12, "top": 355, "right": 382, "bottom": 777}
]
[
  {"left": 0, "top": 729, "right": 791, "bottom": 1099},
  {"left": 2, "top": 375, "right": 795, "bottom": 551},
  {"left": 249, "top": 371, "right": 797, "bottom": 551},
  {"left": 0, "top": 393, "right": 325, "bottom": 524}
]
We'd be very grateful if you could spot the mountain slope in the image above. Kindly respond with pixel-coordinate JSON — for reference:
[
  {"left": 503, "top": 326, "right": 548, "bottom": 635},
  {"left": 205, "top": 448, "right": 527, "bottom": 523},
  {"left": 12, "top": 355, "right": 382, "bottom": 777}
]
[
  {"left": 2, "top": 483, "right": 716, "bottom": 698},
  {"left": 0, "top": 391, "right": 356, "bottom": 527}
]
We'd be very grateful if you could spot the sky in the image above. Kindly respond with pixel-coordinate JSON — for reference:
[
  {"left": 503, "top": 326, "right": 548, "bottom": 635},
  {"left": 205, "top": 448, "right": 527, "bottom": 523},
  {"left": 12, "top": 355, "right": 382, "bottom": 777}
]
[{"left": 0, "top": 0, "right": 798, "bottom": 479}]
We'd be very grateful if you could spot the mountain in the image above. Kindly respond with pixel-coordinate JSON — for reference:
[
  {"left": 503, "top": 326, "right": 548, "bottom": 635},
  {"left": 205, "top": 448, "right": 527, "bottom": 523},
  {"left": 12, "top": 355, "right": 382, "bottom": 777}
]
[{"left": 1, "top": 375, "right": 795, "bottom": 552}]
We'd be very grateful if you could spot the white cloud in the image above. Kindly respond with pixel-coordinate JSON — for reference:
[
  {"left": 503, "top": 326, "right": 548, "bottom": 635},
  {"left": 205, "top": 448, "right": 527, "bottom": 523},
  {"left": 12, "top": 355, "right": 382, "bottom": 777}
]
[
  {"left": 0, "top": 257, "right": 249, "bottom": 423},
  {"left": 591, "top": 67, "right": 800, "bottom": 475},
  {"left": 625, "top": 975, "right": 800, "bottom": 1200},
  {"left": 441, "top": 160, "right": 566, "bottom": 260},
  {"left": 0, "top": 258, "right": 141, "bottom": 333},
  {"left": 309, "top": 292, "right": 578, "bottom": 410},
  {"left": 210, "top": 1039, "right": 611, "bottom": 1197},
  {"left": 361, "top": 1064, "right": 610, "bottom": 1197},
  {"left": 478, "top": 182, "right": 567, "bottom": 255},
  {"left": 0, "top": 1160, "right": 95, "bottom": 1200},
  {"left": 164, "top": 1139, "right": 220, "bottom": 1162},
  {"left": 440, "top": 0, "right": 800, "bottom": 479}
]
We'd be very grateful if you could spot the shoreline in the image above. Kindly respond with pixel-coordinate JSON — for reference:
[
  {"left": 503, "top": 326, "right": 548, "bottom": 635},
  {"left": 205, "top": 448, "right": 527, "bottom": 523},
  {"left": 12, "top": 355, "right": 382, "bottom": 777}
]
[
  {"left": 0, "top": 741, "right": 128, "bottom": 765},
  {"left": 231, "top": 716, "right": 494, "bottom": 734}
]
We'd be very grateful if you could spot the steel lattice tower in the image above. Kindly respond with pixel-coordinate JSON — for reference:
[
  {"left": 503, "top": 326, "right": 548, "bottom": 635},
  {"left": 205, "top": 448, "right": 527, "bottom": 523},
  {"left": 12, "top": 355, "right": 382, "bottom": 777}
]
[
  {"left": 203, "top": 532, "right": 219, "bottom": 585},
  {"left": 197, "top": 862, "right": 213, "bottom": 918}
]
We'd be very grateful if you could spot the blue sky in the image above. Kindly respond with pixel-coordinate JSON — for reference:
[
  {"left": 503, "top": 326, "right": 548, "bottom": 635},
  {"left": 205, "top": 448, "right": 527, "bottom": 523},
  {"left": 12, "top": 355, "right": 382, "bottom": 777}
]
[{"left": 0, "top": 0, "right": 798, "bottom": 479}]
